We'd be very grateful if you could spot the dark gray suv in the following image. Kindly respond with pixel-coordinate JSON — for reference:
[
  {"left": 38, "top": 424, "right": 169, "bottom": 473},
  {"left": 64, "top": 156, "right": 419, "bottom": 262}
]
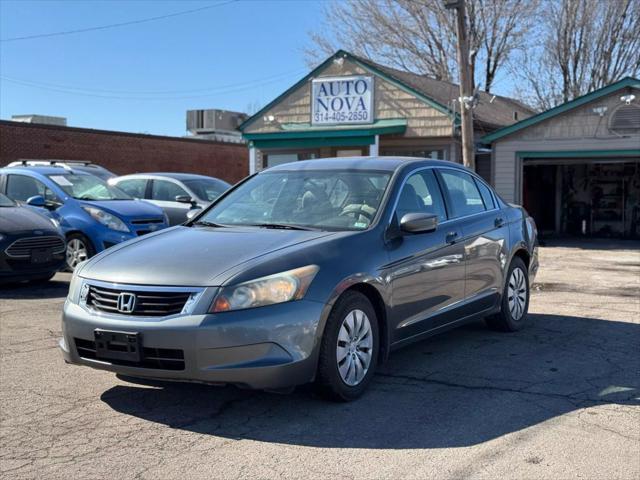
[{"left": 61, "top": 157, "right": 538, "bottom": 401}]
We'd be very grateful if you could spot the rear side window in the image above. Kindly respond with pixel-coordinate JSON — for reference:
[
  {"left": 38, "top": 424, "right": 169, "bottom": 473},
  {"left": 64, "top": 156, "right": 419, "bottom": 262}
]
[
  {"left": 151, "top": 180, "right": 188, "bottom": 201},
  {"left": 439, "top": 169, "right": 485, "bottom": 218},
  {"left": 475, "top": 178, "right": 495, "bottom": 210},
  {"left": 116, "top": 179, "right": 147, "bottom": 198}
]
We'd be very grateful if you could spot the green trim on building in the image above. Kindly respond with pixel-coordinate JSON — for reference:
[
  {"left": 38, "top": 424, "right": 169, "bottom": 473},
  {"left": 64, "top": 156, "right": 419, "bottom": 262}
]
[
  {"left": 243, "top": 118, "right": 407, "bottom": 142},
  {"left": 481, "top": 77, "right": 640, "bottom": 144},
  {"left": 250, "top": 136, "right": 374, "bottom": 150},
  {"left": 239, "top": 49, "right": 456, "bottom": 132},
  {"left": 517, "top": 149, "right": 640, "bottom": 159}
]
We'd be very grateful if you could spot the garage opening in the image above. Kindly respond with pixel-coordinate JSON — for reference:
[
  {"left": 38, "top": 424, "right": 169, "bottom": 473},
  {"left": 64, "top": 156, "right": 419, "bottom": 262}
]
[{"left": 523, "top": 160, "right": 640, "bottom": 239}]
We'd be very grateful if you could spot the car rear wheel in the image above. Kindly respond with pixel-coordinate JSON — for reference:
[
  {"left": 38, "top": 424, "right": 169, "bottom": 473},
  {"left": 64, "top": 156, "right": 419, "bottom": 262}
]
[
  {"left": 486, "top": 256, "right": 530, "bottom": 332},
  {"left": 316, "top": 290, "right": 379, "bottom": 401},
  {"left": 65, "top": 234, "right": 94, "bottom": 272}
]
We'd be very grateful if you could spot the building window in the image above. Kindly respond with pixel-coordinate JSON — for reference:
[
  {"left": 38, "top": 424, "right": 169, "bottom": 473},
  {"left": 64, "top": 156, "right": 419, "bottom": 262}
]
[{"left": 382, "top": 149, "right": 445, "bottom": 159}]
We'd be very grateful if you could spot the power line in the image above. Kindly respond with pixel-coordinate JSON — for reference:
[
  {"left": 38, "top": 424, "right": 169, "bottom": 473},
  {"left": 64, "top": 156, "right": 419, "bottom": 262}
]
[
  {"left": 0, "top": 68, "right": 307, "bottom": 95},
  {"left": 0, "top": 70, "right": 305, "bottom": 100},
  {"left": 0, "top": 0, "right": 239, "bottom": 43}
]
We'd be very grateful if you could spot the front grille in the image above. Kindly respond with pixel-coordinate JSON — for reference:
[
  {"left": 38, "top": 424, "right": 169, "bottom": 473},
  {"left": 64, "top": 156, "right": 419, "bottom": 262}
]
[
  {"left": 74, "top": 338, "right": 185, "bottom": 370},
  {"left": 131, "top": 218, "right": 164, "bottom": 225},
  {"left": 86, "top": 284, "right": 192, "bottom": 317},
  {"left": 5, "top": 236, "right": 66, "bottom": 258}
]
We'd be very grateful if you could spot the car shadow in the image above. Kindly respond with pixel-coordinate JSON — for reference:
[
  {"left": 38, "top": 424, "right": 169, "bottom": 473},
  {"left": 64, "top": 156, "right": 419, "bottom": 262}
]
[
  {"left": 100, "top": 314, "right": 639, "bottom": 449},
  {"left": 0, "top": 275, "right": 70, "bottom": 299}
]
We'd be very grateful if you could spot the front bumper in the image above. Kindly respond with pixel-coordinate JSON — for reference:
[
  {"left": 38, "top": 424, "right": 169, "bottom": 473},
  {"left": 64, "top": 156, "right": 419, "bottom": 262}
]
[
  {"left": 0, "top": 251, "right": 65, "bottom": 283},
  {"left": 60, "top": 298, "right": 326, "bottom": 390},
  {"left": 88, "top": 221, "right": 167, "bottom": 253}
]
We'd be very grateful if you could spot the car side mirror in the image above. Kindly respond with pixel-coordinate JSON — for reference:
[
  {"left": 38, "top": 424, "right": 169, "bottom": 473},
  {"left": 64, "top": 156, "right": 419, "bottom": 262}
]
[
  {"left": 400, "top": 212, "right": 438, "bottom": 234},
  {"left": 26, "top": 195, "right": 46, "bottom": 208},
  {"left": 175, "top": 195, "right": 195, "bottom": 205}
]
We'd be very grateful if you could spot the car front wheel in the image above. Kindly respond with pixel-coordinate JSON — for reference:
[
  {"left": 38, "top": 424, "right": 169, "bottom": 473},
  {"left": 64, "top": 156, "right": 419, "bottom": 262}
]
[
  {"left": 65, "top": 233, "right": 94, "bottom": 272},
  {"left": 316, "top": 290, "right": 379, "bottom": 401}
]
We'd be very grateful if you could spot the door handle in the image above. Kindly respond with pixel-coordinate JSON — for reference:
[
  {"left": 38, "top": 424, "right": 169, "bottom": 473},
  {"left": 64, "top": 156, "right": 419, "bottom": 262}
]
[
  {"left": 446, "top": 231, "right": 459, "bottom": 244},
  {"left": 495, "top": 217, "right": 505, "bottom": 228}
]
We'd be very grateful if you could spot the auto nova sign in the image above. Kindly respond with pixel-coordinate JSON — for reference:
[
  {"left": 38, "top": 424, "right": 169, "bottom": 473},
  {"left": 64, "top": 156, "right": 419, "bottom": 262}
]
[{"left": 311, "top": 76, "right": 374, "bottom": 125}]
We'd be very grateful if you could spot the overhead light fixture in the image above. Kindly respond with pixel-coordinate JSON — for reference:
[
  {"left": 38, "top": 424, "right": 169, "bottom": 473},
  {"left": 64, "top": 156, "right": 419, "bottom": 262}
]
[
  {"left": 592, "top": 106, "right": 608, "bottom": 116},
  {"left": 621, "top": 94, "right": 636, "bottom": 105}
]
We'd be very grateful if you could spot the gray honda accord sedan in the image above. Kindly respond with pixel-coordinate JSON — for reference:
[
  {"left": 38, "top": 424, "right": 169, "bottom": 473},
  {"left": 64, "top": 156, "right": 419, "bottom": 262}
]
[{"left": 60, "top": 157, "right": 538, "bottom": 401}]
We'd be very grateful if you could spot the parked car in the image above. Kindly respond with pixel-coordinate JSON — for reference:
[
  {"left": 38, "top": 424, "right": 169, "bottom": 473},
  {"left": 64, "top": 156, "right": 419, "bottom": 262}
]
[
  {"left": 60, "top": 158, "right": 538, "bottom": 401},
  {"left": 0, "top": 193, "right": 66, "bottom": 284},
  {"left": 7, "top": 160, "right": 116, "bottom": 181},
  {"left": 0, "top": 165, "right": 169, "bottom": 271},
  {"left": 109, "top": 173, "right": 231, "bottom": 225}
]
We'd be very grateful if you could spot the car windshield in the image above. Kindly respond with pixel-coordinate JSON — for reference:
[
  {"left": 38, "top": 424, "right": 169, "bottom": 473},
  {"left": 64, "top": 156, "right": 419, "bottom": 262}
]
[
  {"left": 182, "top": 178, "right": 230, "bottom": 202},
  {"left": 197, "top": 170, "right": 392, "bottom": 231},
  {"left": 0, "top": 193, "right": 15, "bottom": 206},
  {"left": 47, "top": 174, "right": 131, "bottom": 201}
]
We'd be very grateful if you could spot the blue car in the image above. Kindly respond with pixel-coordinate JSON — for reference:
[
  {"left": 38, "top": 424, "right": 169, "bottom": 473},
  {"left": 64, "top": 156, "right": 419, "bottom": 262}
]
[{"left": 0, "top": 165, "right": 169, "bottom": 270}]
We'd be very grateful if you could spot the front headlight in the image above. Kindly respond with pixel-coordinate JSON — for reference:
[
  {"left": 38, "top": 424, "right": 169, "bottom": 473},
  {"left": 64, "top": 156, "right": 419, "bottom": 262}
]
[
  {"left": 82, "top": 206, "right": 129, "bottom": 232},
  {"left": 210, "top": 265, "right": 319, "bottom": 312},
  {"left": 50, "top": 217, "right": 60, "bottom": 228}
]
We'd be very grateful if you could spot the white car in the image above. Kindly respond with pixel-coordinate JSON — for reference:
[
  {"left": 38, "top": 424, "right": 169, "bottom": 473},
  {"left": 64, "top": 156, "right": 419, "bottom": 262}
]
[{"left": 109, "top": 173, "right": 231, "bottom": 225}]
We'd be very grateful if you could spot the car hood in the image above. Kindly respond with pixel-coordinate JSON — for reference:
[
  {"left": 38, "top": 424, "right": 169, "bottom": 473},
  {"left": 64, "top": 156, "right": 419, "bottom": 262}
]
[
  {"left": 0, "top": 206, "right": 59, "bottom": 234},
  {"left": 78, "top": 199, "right": 163, "bottom": 220},
  {"left": 79, "top": 225, "right": 336, "bottom": 286}
]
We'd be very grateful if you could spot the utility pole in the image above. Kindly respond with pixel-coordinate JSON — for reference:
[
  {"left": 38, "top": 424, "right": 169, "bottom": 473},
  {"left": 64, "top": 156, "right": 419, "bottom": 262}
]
[{"left": 444, "top": 0, "right": 475, "bottom": 170}]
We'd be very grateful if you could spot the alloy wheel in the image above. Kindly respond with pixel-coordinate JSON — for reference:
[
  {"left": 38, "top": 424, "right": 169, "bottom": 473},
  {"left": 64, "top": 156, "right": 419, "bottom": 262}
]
[
  {"left": 508, "top": 267, "right": 527, "bottom": 320},
  {"left": 336, "top": 309, "right": 373, "bottom": 386},
  {"left": 66, "top": 238, "right": 88, "bottom": 270}
]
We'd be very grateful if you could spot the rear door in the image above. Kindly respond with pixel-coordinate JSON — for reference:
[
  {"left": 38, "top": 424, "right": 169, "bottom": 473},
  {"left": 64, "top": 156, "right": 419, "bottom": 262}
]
[
  {"left": 437, "top": 168, "right": 507, "bottom": 310},
  {"left": 385, "top": 169, "right": 465, "bottom": 343},
  {"left": 149, "top": 179, "right": 192, "bottom": 225}
]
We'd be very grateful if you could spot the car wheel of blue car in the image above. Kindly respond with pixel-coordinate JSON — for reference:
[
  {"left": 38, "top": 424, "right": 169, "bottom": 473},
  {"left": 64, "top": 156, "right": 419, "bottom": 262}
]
[{"left": 65, "top": 233, "right": 94, "bottom": 272}]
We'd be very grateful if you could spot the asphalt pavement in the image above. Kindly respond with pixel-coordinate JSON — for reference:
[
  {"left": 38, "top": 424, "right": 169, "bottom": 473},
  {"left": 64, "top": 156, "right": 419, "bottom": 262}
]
[{"left": 1, "top": 240, "right": 639, "bottom": 479}]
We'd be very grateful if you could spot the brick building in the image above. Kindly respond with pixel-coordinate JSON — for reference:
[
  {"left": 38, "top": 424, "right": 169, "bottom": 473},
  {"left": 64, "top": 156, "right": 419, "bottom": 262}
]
[{"left": 0, "top": 120, "right": 249, "bottom": 184}]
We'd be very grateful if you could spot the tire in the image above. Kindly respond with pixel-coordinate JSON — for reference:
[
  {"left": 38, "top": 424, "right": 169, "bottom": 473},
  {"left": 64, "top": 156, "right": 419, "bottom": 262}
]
[
  {"left": 316, "top": 290, "right": 379, "bottom": 401},
  {"left": 486, "top": 256, "right": 530, "bottom": 332},
  {"left": 28, "top": 272, "right": 57, "bottom": 284},
  {"left": 65, "top": 233, "right": 94, "bottom": 272}
]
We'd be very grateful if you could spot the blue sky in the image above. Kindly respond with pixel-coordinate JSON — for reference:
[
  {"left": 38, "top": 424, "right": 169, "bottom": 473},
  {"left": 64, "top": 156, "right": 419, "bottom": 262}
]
[{"left": 0, "top": 0, "right": 325, "bottom": 136}]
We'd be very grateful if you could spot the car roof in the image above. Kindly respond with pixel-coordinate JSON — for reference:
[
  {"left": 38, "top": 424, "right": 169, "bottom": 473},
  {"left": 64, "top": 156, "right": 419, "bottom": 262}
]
[
  {"left": 115, "top": 172, "right": 228, "bottom": 182},
  {"left": 1, "top": 165, "right": 92, "bottom": 176},
  {"left": 265, "top": 156, "right": 468, "bottom": 173}
]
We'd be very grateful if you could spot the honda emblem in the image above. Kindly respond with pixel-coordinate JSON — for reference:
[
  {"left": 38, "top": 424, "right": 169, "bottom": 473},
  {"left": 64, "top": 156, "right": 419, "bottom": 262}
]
[{"left": 116, "top": 292, "right": 136, "bottom": 313}]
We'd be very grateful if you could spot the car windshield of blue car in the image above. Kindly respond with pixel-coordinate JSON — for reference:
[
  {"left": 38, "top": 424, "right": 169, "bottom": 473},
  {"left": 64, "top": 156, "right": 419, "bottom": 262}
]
[
  {"left": 183, "top": 178, "right": 230, "bottom": 202},
  {"left": 0, "top": 193, "right": 15, "bottom": 206},
  {"left": 48, "top": 174, "right": 131, "bottom": 201},
  {"left": 198, "top": 170, "right": 392, "bottom": 231}
]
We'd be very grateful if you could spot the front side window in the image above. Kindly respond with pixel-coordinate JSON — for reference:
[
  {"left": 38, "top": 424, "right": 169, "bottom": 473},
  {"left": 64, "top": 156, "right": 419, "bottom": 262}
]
[
  {"left": 6, "top": 174, "right": 58, "bottom": 203},
  {"left": 439, "top": 169, "right": 486, "bottom": 218},
  {"left": 182, "top": 179, "right": 230, "bottom": 202},
  {"left": 116, "top": 178, "right": 147, "bottom": 198},
  {"left": 151, "top": 180, "right": 189, "bottom": 201},
  {"left": 198, "top": 170, "right": 392, "bottom": 231},
  {"left": 396, "top": 170, "right": 447, "bottom": 222},
  {"left": 48, "top": 174, "right": 130, "bottom": 201}
]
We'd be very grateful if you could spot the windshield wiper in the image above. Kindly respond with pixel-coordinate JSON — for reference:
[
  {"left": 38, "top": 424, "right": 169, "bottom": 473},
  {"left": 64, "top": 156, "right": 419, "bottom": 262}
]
[
  {"left": 247, "top": 223, "right": 318, "bottom": 231},
  {"left": 192, "top": 220, "right": 226, "bottom": 228}
]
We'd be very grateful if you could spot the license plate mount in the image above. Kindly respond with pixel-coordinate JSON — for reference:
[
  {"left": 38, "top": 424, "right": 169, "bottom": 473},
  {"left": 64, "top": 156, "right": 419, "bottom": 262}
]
[
  {"left": 94, "top": 329, "right": 141, "bottom": 363},
  {"left": 31, "top": 247, "right": 53, "bottom": 264}
]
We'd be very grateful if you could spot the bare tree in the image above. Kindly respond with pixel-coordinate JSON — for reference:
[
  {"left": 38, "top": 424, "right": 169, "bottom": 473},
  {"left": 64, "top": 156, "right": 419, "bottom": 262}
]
[
  {"left": 304, "top": 0, "right": 538, "bottom": 93},
  {"left": 518, "top": 0, "right": 640, "bottom": 110}
]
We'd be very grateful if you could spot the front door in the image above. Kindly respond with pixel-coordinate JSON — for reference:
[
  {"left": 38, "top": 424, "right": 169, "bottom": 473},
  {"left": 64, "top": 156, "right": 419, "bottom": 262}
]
[
  {"left": 149, "top": 179, "right": 192, "bottom": 225},
  {"left": 384, "top": 169, "right": 465, "bottom": 343}
]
